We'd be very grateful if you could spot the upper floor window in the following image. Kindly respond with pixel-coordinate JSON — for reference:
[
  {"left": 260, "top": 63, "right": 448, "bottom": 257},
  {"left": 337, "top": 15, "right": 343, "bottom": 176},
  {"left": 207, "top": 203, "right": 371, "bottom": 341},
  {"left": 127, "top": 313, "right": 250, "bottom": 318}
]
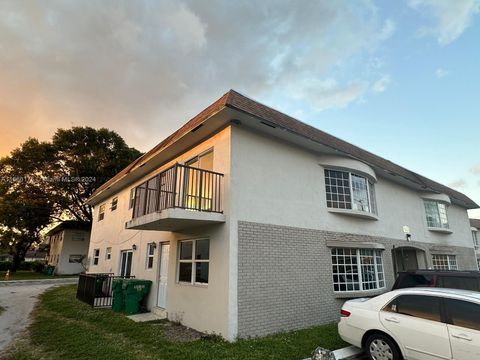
[
  {"left": 432, "top": 254, "right": 457, "bottom": 270},
  {"left": 331, "top": 248, "right": 385, "bottom": 292},
  {"left": 324, "top": 169, "right": 377, "bottom": 214},
  {"left": 98, "top": 204, "right": 105, "bottom": 221},
  {"left": 424, "top": 200, "right": 449, "bottom": 229},
  {"left": 105, "top": 247, "right": 112, "bottom": 260},
  {"left": 129, "top": 188, "right": 135, "bottom": 209},
  {"left": 93, "top": 249, "right": 100, "bottom": 265},
  {"left": 472, "top": 231, "right": 479, "bottom": 250},
  {"left": 111, "top": 197, "right": 118, "bottom": 211}
]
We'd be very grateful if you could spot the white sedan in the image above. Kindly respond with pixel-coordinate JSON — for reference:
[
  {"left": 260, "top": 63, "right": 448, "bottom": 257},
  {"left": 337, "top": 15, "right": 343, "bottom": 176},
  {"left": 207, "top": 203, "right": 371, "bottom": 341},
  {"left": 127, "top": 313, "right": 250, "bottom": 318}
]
[{"left": 338, "top": 288, "right": 480, "bottom": 360}]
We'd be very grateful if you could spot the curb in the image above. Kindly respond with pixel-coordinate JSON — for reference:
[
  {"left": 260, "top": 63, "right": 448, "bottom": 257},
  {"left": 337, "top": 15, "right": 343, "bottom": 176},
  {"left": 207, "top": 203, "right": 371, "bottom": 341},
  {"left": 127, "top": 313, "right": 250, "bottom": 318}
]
[{"left": 0, "top": 278, "right": 79, "bottom": 287}]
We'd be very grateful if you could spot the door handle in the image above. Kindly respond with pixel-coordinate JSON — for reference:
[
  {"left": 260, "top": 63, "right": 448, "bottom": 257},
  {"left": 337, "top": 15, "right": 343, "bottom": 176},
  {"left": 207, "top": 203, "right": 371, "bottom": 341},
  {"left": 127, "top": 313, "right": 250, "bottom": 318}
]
[
  {"left": 451, "top": 333, "right": 472, "bottom": 341},
  {"left": 385, "top": 317, "right": 400, "bottom": 323}
]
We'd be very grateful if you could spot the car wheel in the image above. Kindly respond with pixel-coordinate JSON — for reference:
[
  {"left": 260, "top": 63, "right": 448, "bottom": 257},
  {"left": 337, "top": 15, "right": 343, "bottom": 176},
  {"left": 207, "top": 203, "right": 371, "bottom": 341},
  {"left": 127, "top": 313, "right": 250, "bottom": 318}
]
[{"left": 365, "top": 333, "right": 402, "bottom": 360}]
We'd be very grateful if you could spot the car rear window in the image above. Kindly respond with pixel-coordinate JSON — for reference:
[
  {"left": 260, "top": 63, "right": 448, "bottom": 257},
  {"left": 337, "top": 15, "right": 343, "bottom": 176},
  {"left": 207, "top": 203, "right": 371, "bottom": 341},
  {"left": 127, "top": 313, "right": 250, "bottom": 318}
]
[
  {"left": 396, "top": 274, "right": 434, "bottom": 288},
  {"left": 437, "top": 276, "right": 479, "bottom": 292},
  {"left": 445, "top": 299, "right": 480, "bottom": 331},
  {"left": 385, "top": 295, "right": 442, "bottom": 322}
]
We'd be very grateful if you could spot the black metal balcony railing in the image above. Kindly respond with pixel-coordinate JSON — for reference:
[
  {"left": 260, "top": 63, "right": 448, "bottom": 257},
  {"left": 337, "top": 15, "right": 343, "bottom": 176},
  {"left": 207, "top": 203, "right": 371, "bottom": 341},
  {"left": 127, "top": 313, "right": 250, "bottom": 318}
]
[
  {"left": 132, "top": 163, "right": 224, "bottom": 219},
  {"left": 76, "top": 273, "right": 135, "bottom": 308}
]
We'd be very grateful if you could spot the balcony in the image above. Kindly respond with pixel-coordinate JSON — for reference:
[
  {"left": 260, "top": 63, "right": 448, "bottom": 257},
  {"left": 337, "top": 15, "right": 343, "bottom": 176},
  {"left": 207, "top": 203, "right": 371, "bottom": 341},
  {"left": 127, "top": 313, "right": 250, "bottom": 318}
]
[{"left": 125, "top": 164, "right": 225, "bottom": 231}]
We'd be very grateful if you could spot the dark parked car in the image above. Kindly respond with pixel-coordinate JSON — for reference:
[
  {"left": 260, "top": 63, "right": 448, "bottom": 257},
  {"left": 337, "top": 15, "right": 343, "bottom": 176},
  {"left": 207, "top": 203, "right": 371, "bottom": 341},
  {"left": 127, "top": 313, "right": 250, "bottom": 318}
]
[{"left": 393, "top": 270, "right": 480, "bottom": 292}]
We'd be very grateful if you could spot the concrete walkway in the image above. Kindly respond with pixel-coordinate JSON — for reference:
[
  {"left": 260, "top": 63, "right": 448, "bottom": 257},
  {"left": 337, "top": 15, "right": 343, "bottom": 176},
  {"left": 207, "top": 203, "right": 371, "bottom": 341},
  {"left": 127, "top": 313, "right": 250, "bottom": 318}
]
[{"left": 0, "top": 283, "right": 59, "bottom": 352}]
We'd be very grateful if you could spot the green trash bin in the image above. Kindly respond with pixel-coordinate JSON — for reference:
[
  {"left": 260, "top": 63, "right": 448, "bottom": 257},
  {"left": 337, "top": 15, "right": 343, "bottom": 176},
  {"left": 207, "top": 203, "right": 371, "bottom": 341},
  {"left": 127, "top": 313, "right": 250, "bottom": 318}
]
[
  {"left": 112, "top": 279, "right": 124, "bottom": 312},
  {"left": 124, "top": 279, "right": 152, "bottom": 315}
]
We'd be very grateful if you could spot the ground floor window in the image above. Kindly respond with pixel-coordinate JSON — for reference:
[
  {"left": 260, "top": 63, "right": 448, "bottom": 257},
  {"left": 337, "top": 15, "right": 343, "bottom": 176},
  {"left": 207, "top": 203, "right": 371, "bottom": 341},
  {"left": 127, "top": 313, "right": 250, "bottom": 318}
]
[
  {"left": 177, "top": 239, "right": 209, "bottom": 285},
  {"left": 477, "top": 257, "right": 480, "bottom": 270},
  {"left": 331, "top": 248, "right": 385, "bottom": 292},
  {"left": 146, "top": 243, "right": 155, "bottom": 269},
  {"left": 432, "top": 254, "right": 457, "bottom": 270}
]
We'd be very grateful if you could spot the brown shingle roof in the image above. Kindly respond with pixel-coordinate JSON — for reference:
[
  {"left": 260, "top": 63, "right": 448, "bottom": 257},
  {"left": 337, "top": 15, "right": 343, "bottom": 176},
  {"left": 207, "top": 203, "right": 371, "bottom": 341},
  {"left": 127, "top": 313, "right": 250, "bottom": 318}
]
[{"left": 89, "top": 89, "right": 478, "bottom": 209}]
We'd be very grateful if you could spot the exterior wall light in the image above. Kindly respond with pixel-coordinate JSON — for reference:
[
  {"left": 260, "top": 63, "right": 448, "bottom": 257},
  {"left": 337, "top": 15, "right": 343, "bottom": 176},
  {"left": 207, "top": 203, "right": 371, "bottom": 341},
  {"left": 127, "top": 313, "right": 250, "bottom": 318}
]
[{"left": 132, "top": 244, "right": 137, "bottom": 251}]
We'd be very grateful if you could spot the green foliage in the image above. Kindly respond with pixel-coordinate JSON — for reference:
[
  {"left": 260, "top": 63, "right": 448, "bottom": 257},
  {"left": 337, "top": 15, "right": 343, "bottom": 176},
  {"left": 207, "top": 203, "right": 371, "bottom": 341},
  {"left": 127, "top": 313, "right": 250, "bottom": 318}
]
[
  {"left": 0, "top": 127, "right": 141, "bottom": 268},
  {"left": 0, "top": 261, "right": 12, "bottom": 271},
  {"left": 50, "top": 127, "right": 142, "bottom": 222},
  {"left": 4, "top": 286, "right": 346, "bottom": 360}
]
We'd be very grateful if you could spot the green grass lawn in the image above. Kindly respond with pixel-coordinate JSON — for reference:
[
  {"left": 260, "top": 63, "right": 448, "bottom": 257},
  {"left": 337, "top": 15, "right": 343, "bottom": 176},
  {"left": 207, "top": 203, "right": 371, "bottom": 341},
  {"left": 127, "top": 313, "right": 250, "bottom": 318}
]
[
  {"left": 4, "top": 285, "right": 346, "bottom": 360},
  {"left": 0, "top": 271, "right": 78, "bottom": 281}
]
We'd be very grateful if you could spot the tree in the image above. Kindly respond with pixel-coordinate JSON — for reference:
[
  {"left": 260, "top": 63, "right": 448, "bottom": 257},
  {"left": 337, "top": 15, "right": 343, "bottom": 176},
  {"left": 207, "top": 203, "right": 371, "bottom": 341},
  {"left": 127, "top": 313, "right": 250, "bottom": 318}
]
[
  {"left": 49, "top": 127, "right": 142, "bottom": 222},
  {"left": 0, "top": 139, "right": 55, "bottom": 270},
  {"left": 0, "top": 128, "right": 141, "bottom": 270}
]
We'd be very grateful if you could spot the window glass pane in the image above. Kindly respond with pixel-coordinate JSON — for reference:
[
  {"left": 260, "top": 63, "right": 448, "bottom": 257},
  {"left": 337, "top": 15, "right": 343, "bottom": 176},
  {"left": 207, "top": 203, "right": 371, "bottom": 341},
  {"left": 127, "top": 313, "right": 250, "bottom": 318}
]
[
  {"left": 195, "top": 239, "right": 209, "bottom": 260},
  {"left": 199, "top": 151, "right": 213, "bottom": 171},
  {"left": 147, "top": 257, "right": 154, "bottom": 269},
  {"left": 145, "top": 176, "right": 158, "bottom": 214},
  {"left": 324, "top": 170, "right": 351, "bottom": 210},
  {"left": 446, "top": 299, "right": 480, "bottom": 331},
  {"left": 148, "top": 243, "right": 155, "bottom": 255},
  {"left": 395, "top": 295, "right": 441, "bottom": 322},
  {"left": 351, "top": 174, "right": 370, "bottom": 212},
  {"left": 195, "top": 262, "right": 209, "bottom": 283},
  {"left": 178, "top": 263, "right": 192, "bottom": 282},
  {"left": 134, "top": 182, "right": 147, "bottom": 217},
  {"left": 433, "top": 254, "right": 457, "bottom": 270},
  {"left": 438, "top": 276, "right": 478, "bottom": 292},
  {"left": 180, "top": 241, "right": 193, "bottom": 260},
  {"left": 369, "top": 181, "right": 377, "bottom": 214}
]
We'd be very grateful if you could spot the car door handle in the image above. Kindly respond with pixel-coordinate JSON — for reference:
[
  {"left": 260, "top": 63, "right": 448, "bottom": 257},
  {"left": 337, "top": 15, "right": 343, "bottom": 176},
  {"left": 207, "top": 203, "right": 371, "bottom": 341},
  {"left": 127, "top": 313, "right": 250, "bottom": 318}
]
[
  {"left": 451, "top": 333, "right": 472, "bottom": 341},
  {"left": 384, "top": 317, "right": 400, "bottom": 323}
]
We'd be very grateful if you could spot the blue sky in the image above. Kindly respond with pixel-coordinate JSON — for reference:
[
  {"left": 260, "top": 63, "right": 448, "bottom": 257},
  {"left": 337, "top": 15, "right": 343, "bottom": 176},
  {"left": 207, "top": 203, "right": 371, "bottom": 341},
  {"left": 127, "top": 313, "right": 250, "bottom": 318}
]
[{"left": 0, "top": 0, "right": 479, "bottom": 216}]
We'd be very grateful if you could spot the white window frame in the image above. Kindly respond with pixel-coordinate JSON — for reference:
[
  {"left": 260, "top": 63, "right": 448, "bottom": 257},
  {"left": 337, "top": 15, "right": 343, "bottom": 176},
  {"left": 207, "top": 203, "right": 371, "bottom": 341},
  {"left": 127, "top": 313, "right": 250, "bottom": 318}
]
[
  {"left": 177, "top": 239, "right": 209, "bottom": 285},
  {"left": 105, "top": 247, "right": 112, "bottom": 260},
  {"left": 98, "top": 204, "right": 105, "bottom": 221},
  {"left": 111, "top": 197, "right": 118, "bottom": 211},
  {"left": 424, "top": 200, "right": 449, "bottom": 229},
  {"left": 472, "top": 231, "right": 479, "bottom": 251},
  {"left": 331, "top": 248, "right": 385, "bottom": 293},
  {"left": 146, "top": 243, "right": 155, "bottom": 270},
  {"left": 432, "top": 254, "right": 457, "bottom": 270},
  {"left": 324, "top": 169, "right": 377, "bottom": 214},
  {"left": 129, "top": 188, "right": 135, "bottom": 209},
  {"left": 93, "top": 249, "right": 100, "bottom": 265}
]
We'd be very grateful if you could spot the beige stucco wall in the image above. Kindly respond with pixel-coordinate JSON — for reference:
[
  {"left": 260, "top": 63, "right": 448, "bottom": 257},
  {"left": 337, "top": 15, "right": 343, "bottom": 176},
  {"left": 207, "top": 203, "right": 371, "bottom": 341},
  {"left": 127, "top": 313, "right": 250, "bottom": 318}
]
[
  {"left": 87, "top": 127, "right": 232, "bottom": 338},
  {"left": 57, "top": 229, "right": 90, "bottom": 274}
]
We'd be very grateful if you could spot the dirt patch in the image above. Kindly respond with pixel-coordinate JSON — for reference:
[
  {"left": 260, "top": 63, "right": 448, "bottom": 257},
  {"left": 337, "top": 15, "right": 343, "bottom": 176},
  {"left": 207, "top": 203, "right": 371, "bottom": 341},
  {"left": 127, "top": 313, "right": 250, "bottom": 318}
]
[
  {"left": 161, "top": 322, "right": 206, "bottom": 342},
  {"left": 0, "top": 305, "right": 5, "bottom": 315}
]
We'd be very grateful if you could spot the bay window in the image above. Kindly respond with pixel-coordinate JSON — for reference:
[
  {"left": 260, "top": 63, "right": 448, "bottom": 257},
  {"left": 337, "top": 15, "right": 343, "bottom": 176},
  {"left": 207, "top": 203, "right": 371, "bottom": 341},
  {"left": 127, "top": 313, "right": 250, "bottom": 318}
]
[
  {"left": 324, "top": 169, "right": 377, "bottom": 214},
  {"left": 332, "top": 248, "right": 385, "bottom": 292},
  {"left": 424, "top": 200, "right": 449, "bottom": 229}
]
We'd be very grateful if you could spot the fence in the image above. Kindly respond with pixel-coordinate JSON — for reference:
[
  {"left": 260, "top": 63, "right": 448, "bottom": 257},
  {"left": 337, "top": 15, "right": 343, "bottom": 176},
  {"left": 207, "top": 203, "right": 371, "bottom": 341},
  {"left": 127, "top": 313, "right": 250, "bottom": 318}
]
[{"left": 76, "top": 273, "right": 135, "bottom": 308}]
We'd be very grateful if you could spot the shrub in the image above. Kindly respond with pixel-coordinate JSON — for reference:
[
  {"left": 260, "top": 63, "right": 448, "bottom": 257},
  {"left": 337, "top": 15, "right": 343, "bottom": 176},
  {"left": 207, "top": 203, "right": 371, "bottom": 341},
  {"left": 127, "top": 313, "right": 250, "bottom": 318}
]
[{"left": 0, "top": 261, "right": 12, "bottom": 271}]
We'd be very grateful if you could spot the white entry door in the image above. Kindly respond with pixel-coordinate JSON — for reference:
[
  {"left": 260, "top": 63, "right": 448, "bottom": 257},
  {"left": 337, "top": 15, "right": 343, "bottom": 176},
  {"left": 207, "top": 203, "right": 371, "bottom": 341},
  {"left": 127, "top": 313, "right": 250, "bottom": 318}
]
[{"left": 157, "top": 243, "right": 169, "bottom": 308}]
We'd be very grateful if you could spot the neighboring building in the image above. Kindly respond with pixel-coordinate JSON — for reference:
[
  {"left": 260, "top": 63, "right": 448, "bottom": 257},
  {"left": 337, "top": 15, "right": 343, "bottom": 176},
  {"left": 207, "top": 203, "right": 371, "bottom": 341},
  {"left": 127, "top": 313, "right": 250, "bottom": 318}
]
[
  {"left": 46, "top": 221, "right": 91, "bottom": 274},
  {"left": 470, "top": 218, "right": 480, "bottom": 269},
  {"left": 86, "top": 90, "right": 479, "bottom": 340}
]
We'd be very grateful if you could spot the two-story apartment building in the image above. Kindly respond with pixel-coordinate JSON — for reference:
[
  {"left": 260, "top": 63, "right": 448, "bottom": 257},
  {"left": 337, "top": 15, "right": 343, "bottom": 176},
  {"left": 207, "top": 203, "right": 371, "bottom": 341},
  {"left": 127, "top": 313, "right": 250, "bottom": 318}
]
[
  {"left": 86, "top": 90, "right": 478, "bottom": 340},
  {"left": 470, "top": 218, "right": 480, "bottom": 269},
  {"left": 47, "top": 221, "right": 91, "bottom": 274}
]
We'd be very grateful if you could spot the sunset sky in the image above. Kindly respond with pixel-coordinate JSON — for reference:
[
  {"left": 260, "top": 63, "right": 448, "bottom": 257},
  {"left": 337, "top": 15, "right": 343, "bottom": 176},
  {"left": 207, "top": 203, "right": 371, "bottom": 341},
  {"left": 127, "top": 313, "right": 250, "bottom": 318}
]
[{"left": 0, "top": 0, "right": 479, "bottom": 217}]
